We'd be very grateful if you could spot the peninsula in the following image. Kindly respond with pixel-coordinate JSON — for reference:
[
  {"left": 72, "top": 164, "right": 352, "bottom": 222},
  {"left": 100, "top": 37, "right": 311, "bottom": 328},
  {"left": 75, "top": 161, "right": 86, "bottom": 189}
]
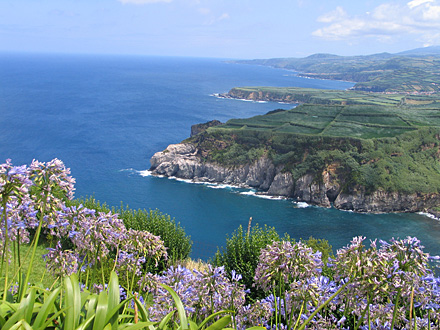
[{"left": 149, "top": 49, "right": 440, "bottom": 215}]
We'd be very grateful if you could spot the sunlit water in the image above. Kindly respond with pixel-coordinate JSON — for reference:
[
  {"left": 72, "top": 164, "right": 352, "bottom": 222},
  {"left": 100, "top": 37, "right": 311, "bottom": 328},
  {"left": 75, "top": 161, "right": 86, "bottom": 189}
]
[{"left": 1, "top": 53, "right": 439, "bottom": 260}]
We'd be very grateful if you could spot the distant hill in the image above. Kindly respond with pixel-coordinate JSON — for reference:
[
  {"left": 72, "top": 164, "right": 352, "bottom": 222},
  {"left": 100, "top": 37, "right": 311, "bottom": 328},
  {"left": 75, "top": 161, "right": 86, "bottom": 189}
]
[
  {"left": 397, "top": 46, "right": 440, "bottom": 56},
  {"left": 234, "top": 47, "right": 440, "bottom": 93}
]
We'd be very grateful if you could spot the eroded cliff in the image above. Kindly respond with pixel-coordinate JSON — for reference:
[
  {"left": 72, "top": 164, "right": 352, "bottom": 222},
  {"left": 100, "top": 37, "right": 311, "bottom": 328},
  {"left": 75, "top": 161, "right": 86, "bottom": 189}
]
[{"left": 149, "top": 142, "right": 440, "bottom": 213}]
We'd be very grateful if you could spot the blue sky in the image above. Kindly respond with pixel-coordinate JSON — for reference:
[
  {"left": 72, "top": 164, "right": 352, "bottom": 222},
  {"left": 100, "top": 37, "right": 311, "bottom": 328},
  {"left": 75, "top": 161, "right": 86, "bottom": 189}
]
[{"left": 1, "top": 0, "right": 440, "bottom": 58}]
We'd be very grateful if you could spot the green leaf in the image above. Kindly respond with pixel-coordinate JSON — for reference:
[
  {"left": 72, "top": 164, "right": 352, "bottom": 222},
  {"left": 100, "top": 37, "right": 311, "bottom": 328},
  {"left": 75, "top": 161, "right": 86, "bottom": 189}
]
[
  {"left": 22, "top": 289, "right": 37, "bottom": 324},
  {"left": 33, "top": 286, "right": 61, "bottom": 329},
  {"left": 39, "top": 308, "right": 66, "bottom": 330},
  {"left": 159, "top": 284, "right": 188, "bottom": 330},
  {"left": 131, "top": 295, "right": 149, "bottom": 323},
  {"left": 119, "top": 321, "right": 158, "bottom": 330},
  {"left": 188, "top": 320, "right": 198, "bottom": 330},
  {"left": 64, "top": 274, "right": 82, "bottom": 330},
  {"left": 8, "top": 319, "right": 34, "bottom": 330},
  {"left": 85, "top": 294, "right": 99, "bottom": 320},
  {"left": 107, "top": 271, "right": 120, "bottom": 330},
  {"left": 1, "top": 302, "right": 26, "bottom": 330},
  {"left": 92, "top": 290, "right": 109, "bottom": 330},
  {"left": 158, "top": 310, "right": 175, "bottom": 330},
  {"left": 204, "top": 316, "right": 232, "bottom": 330},
  {"left": 197, "top": 311, "right": 232, "bottom": 330},
  {"left": 75, "top": 314, "right": 96, "bottom": 330}
]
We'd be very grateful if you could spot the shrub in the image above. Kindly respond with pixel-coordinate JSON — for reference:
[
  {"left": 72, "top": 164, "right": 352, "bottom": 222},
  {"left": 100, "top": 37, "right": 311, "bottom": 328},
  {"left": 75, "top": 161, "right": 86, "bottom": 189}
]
[
  {"left": 68, "top": 197, "right": 192, "bottom": 269},
  {"left": 211, "top": 224, "right": 292, "bottom": 300},
  {"left": 211, "top": 224, "right": 335, "bottom": 300}
]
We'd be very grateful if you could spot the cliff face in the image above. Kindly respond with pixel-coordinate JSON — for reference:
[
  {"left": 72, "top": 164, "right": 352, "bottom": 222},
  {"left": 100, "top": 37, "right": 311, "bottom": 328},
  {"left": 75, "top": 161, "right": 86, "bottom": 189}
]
[{"left": 149, "top": 143, "right": 440, "bottom": 213}]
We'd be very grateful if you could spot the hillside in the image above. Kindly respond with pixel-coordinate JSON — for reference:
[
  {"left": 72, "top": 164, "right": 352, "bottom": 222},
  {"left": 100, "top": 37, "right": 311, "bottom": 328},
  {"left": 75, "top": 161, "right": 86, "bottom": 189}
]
[
  {"left": 150, "top": 94, "right": 440, "bottom": 213},
  {"left": 234, "top": 51, "right": 440, "bottom": 93},
  {"left": 149, "top": 49, "right": 440, "bottom": 214}
]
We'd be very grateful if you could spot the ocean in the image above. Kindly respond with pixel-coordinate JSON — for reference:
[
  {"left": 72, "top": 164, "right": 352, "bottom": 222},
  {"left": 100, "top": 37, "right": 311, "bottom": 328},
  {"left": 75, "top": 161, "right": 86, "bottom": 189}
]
[{"left": 1, "top": 52, "right": 439, "bottom": 260}]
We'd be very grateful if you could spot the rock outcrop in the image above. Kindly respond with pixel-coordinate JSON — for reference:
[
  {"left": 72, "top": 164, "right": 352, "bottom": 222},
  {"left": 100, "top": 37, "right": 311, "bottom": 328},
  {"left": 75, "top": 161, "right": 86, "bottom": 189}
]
[
  {"left": 149, "top": 142, "right": 440, "bottom": 213},
  {"left": 190, "top": 120, "right": 223, "bottom": 137}
]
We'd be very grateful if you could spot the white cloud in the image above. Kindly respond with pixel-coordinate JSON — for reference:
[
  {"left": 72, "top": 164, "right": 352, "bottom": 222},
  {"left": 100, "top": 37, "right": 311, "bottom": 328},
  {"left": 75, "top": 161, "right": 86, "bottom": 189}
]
[
  {"left": 408, "top": 0, "right": 434, "bottom": 9},
  {"left": 423, "top": 4, "right": 440, "bottom": 19},
  {"left": 118, "top": 0, "right": 172, "bottom": 4},
  {"left": 317, "top": 6, "right": 347, "bottom": 23},
  {"left": 313, "top": 0, "right": 440, "bottom": 44}
]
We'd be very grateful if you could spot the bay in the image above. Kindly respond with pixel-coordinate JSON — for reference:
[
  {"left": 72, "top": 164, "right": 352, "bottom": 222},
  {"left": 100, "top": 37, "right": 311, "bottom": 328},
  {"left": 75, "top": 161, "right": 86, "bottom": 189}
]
[{"left": 0, "top": 52, "right": 439, "bottom": 260}]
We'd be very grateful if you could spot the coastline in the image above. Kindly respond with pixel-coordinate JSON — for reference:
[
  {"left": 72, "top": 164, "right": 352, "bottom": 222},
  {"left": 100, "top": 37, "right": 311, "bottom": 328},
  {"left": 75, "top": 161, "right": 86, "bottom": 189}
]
[{"left": 142, "top": 167, "right": 440, "bottom": 220}]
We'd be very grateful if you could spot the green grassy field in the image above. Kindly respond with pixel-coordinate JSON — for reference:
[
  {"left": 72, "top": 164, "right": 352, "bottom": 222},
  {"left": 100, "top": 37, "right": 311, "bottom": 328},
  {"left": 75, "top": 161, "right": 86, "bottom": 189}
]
[
  {"left": 3, "top": 243, "right": 57, "bottom": 290},
  {"left": 213, "top": 102, "right": 440, "bottom": 139}
]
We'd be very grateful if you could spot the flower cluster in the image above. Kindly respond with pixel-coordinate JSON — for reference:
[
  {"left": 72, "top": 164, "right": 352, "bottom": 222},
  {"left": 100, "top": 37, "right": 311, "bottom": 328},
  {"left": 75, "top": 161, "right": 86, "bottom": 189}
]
[
  {"left": 1, "top": 159, "right": 167, "bottom": 291},
  {"left": 250, "top": 237, "right": 440, "bottom": 329},
  {"left": 43, "top": 204, "right": 168, "bottom": 286},
  {"left": 43, "top": 241, "right": 78, "bottom": 277},
  {"left": 138, "top": 265, "right": 248, "bottom": 325}
]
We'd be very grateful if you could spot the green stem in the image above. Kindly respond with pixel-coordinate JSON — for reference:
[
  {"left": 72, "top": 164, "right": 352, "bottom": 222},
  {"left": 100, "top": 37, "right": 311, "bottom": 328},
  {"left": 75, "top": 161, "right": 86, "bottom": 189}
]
[
  {"left": 101, "top": 257, "right": 106, "bottom": 286},
  {"left": 427, "top": 310, "right": 431, "bottom": 330},
  {"left": 273, "top": 283, "right": 278, "bottom": 330},
  {"left": 292, "top": 300, "right": 305, "bottom": 330},
  {"left": 2, "top": 196, "right": 10, "bottom": 302},
  {"left": 297, "top": 281, "right": 350, "bottom": 330},
  {"left": 390, "top": 288, "right": 401, "bottom": 330},
  {"left": 367, "top": 298, "right": 371, "bottom": 330},
  {"left": 22, "top": 191, "right": 49, "bottom": 300},
  {"left": 354, "top": 295, "right": 370, "bottom": 330}
]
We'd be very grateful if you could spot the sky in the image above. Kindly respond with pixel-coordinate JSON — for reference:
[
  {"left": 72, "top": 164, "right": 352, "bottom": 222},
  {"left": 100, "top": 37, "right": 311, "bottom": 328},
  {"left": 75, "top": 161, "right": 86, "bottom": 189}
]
[{"left": 1, "top": 0, "right": 440, "bottom": 59}]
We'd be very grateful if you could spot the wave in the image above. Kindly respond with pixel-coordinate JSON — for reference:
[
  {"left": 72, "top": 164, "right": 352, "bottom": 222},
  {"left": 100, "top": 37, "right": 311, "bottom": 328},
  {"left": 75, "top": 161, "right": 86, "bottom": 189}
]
[
  {"left": 294, "top": 202, "right": 310, "bottom": 208},
  {"left": 418, "top": 212, "right": 439, "bottom": 220},
  {"left": 138, "top": 170, "right": 152, "bottom": 177},
  {"left": 240, "top": 190, "right": 286, "bottom": 200},
  {"left": 138, "top": 171, "right": 291, "bottom": 202}
]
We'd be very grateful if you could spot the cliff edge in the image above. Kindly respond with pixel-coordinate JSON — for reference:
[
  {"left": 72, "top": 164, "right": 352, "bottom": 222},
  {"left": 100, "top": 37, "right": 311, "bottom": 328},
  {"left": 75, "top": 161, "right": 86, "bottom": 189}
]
[{"left": 149, "top": 142, "right": 440, "bottom": 213}]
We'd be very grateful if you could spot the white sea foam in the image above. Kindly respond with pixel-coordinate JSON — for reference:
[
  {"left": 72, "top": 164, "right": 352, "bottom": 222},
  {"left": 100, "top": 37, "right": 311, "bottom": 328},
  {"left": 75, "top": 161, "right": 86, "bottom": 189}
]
[
  {"left": 169, "top": 176, "right": 194, "bottom": 183},
  {"left": 418, "top": 212, "right": 439, "bottom": 220},
  {"left": 138, "top": 170, "right": 152, "bottom": 177},
  {"left": 138, "top": 171, "right": 288, "bottom": 201},
  {"left": 294, "top": 202, "right": 310, "bottom": 208},
  {"left": 240, "top": 190, "right": 285, "bottom": 200},
  {"left": 207, "top": 183, "right": 236, "bottom": 190}
]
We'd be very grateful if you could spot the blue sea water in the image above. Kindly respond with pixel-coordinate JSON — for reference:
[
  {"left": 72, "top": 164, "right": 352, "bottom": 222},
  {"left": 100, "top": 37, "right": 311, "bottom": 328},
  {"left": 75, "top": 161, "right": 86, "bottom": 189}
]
[{"left": 1, "top": 52, "right": 439, "bottom": 260}]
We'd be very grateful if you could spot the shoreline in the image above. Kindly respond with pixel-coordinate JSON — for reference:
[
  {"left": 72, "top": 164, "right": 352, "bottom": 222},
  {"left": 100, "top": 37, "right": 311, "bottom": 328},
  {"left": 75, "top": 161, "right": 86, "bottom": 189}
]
[{"left": 138, "top": 169, "right": 440, "bottom": 219}]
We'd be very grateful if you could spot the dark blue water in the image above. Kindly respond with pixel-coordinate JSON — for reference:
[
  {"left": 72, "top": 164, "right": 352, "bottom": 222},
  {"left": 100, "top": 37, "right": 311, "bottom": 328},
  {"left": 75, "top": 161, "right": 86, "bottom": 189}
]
[{"left": 1, "top": 52, "right": 439, "bottom": 260}]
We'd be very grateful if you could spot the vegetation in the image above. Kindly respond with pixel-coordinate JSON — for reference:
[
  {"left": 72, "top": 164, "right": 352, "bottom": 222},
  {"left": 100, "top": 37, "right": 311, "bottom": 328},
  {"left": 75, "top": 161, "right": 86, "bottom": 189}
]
[
  {"left": 225, "top": 86, "right": 414, "bottom": 106},
  {"left": 187, "top": 98, "right": 440, "bottom": 196},
  {"left": 68, "top": 197, "right": 193, "bottom": 269},
  {"left": 1, "top": 159, "right": 440, "bottom": 329},
  {"left": 234, "top": 52, "right": 440, "bottom": 93},
  {"left": 211, "top": 224, "right": 333, "bottom": 300}
]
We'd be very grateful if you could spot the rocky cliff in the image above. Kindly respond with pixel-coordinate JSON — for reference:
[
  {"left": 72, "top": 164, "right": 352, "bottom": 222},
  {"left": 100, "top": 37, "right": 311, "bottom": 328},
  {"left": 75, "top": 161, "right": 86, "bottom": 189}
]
[{"left": 149, "top": 142, "right": 440, "bottom": 213}]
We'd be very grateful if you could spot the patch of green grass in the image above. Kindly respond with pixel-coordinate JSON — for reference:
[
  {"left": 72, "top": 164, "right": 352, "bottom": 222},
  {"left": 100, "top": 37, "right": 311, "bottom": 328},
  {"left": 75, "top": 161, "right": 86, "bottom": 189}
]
[{"left": 6, "top": 243, "right": 57, "bottom": 289}]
